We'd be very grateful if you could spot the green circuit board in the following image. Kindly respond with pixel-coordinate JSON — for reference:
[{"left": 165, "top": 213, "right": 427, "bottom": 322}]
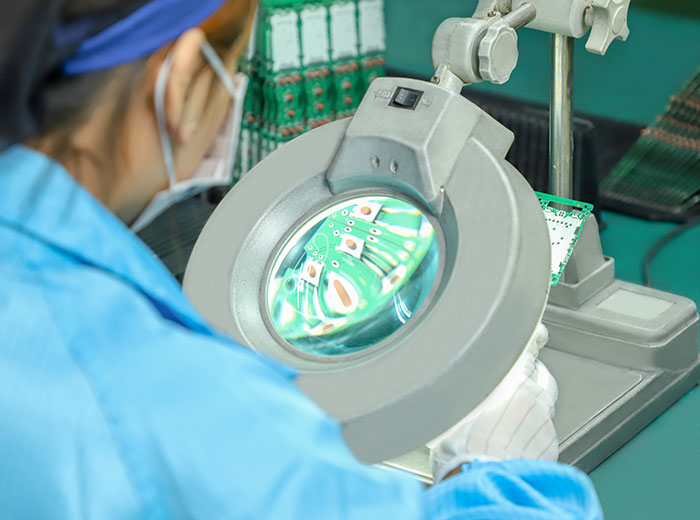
[
  {"left": 536, "top": 192, "right": 594, "bottom": 286},
  {"left": 267, "top": 195, "right": 439, "bottom": 357}
]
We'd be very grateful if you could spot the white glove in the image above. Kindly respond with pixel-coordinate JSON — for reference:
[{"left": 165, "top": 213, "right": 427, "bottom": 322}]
[{"left": 430, "top": 323, "right": 559, "bottom": 482}]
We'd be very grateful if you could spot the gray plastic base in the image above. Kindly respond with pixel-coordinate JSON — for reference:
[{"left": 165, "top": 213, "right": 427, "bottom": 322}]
[
  {"left": 543, "top": 347, "right": 700, "bottom": 472},
  {"left": 380, "top": 344, "right": 700, "bottom": 483},
  {"left": 379, "top": 221, "right": 700, "bottom": 482},
  {"left": 543, "top": 277, "right": 700, "bottom": 471}
]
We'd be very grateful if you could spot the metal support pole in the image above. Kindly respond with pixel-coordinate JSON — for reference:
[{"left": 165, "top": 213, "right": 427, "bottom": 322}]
[{"left": 549, "top": 34, "right": 574, "bottom": 199}]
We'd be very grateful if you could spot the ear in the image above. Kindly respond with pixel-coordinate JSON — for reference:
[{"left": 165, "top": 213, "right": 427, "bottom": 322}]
[{"left": 163, "top": 28, "right": 208, "bottom": 144}]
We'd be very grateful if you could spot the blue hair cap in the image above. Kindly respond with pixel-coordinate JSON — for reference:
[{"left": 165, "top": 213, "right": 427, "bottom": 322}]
[{"left": 63, "top": 0, "right": 228, "bottom": 76}]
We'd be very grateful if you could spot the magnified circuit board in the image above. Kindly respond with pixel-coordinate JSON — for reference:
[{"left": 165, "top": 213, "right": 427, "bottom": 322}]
[
  {"left": 267, "top": 196, "right": 439, "bottom": 357},
  {"left": 536, "top": 192, "right": 594, "bottom": 286}
]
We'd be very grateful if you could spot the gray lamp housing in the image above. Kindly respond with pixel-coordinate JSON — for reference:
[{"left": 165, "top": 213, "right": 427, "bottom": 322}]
[{"left": 184, "top": 77, "right": 551, "bottom": 463}]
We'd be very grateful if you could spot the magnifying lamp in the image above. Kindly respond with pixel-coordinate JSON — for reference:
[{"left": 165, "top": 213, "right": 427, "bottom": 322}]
[{"left": 184, "top": 77, "right": 551, "bottom": 463}]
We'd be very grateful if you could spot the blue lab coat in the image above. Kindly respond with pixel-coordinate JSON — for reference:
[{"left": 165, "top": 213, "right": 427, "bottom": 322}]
[{"left": 0, "top": 145, "right": 603, "bottom": 519}]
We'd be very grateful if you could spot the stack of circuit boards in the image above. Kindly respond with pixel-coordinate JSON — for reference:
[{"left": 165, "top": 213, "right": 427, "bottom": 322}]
[
  {"left": 233, "top": 0, "right": 386, "bottom": 182},
  {"left": 600, "top": 68, "right": 700, "bottom": 222}
]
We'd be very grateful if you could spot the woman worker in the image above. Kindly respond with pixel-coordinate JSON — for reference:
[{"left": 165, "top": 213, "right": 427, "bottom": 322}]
[{"left": 0, "top": 0, "right": 602, "bottom": 518}]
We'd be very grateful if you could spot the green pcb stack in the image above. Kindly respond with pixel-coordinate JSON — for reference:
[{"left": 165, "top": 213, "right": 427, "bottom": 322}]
[
  {"left": 601, "top": 68, "right": 700, "bottom": 222},
  {"left": 234, "top": 0, "right": 386, "bottom": 182}
]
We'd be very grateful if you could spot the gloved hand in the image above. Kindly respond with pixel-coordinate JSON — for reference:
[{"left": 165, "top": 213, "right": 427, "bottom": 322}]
[{"left": 429, "top": 323, "right": 559, "bottom": 482}]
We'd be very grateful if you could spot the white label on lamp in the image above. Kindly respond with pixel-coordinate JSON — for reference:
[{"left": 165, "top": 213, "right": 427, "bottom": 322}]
[
  {"left": 330, "top": 2, "right": 359, "bottom": 60},
  {"left": 358, "top": 0, "right": 386, "bottom": 54},
  {"left": 239, "top": 128, "right": 250, "bottom": 175},
  {"left": 301, "top": 6, "right": 330, "bottom": 66},
  {"left": 271, "top": 12, "right": 301, "bottom": 71}
]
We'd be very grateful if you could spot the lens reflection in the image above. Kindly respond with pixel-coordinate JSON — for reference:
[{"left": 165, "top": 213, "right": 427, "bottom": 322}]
[{"left": 267, "top": 196, "right": 439, "bottom": 357}]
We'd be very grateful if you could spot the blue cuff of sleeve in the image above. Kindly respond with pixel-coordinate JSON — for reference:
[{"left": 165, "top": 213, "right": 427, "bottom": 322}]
[{"left": 426, "top": 459, "right": 603, "bottom": 520}]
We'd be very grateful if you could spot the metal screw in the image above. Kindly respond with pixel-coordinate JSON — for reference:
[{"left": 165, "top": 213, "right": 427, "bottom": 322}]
[{"left": 371, "top": 156, "right": 380, "bottom": 168}]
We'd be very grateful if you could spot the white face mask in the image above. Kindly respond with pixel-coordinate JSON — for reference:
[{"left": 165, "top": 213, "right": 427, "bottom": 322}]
[{"left": 130, "top": 41, "right": 248, "bottom": 233}]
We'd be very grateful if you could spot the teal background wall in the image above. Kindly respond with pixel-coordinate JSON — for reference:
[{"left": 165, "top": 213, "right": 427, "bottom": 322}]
[{"left": 384, "top": 1, "right": 700, "bottom": 125}]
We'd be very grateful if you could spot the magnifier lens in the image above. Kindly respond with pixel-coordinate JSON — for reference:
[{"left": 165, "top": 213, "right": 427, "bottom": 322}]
[{"left": 266, "top": 195, "right": 439, "bottom": 357}]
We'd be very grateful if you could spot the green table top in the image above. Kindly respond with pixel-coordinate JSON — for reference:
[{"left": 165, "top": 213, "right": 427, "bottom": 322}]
[
  {"left": 591, "top": 212, "right": 700, "bottom": 520},
  {"left": 382, "top": 2, "right": 700, "bottom": 517}
]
